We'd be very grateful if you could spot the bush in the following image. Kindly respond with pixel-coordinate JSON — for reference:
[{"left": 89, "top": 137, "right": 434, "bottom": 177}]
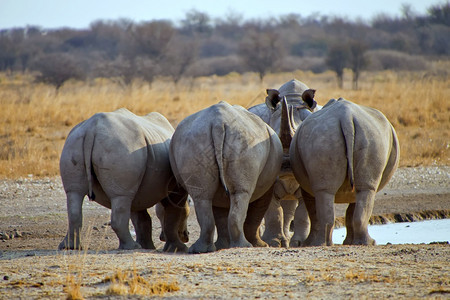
[
  {"left": 31, "top": 53, "right": 85, "bottom": 90},
  {"left": 188, "top": 56, "right": 245, "bottom": 77},
  {"left": 280, "top": 56, "right": 327, "bottom": 73},
  {"left": 366, "top": 50, "right": 429, "bottom": 71}
]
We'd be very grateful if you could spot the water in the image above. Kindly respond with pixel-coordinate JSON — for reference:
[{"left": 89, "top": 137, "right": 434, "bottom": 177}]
[{"left": 333, "top": 219, "right": 450, "bottom": 245}]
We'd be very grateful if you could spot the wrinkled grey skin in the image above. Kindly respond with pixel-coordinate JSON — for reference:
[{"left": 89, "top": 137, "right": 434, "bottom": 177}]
[
  {"left": 58, "top": 108, "right": 190, "bottom": 252},
  {"left": 290, "top": 98, "right": 400, "bottom": 246},
  {"left": 170, "top": 101, "right": 283, "bottom": 253},
  {"left": 248, "top": 79, "right": 320, "bottom": 247}
]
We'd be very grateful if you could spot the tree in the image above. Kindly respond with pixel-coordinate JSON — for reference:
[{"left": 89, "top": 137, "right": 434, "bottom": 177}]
[
  {"left": 326, "top": 43, "right": 350, "bottom": 89},
  {"left": 238, "top": 29, "right": 285, "bottom": 81},
  {"left": 180, "top": 10, "right": 212, "bottom": 36},
  {"left": 126, "top": 20, "right": 175, "bottom": 59},
  {"left": 427, "top": 2, "right": 450, "bottom": 26},
  {"left": 349, "top": 40, "right": 368, "bottom": 90},
  {"left": 160, "top": 35, "right": 198, "bottom": 84},
  {"left": 31, "top": 53, "right": 84, "bottom": 91}
]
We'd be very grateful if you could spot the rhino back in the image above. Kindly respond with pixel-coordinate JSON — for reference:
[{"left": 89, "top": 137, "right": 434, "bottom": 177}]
[
  {"left": 248, "top": 103, "right": 271, "bottom": 124},
  {"left": 292, "top": 99, "right": 398, "bottom": 199},
  {"left": 170, "top": 102, "right": 282, "bottom": 207},
  {"left": 61, "top": 109, "right": 173, "bottom": 211}
]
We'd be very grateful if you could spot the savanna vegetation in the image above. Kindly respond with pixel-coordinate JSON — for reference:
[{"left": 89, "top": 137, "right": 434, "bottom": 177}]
[
  {"left": 0, "top": 2, "right": 449, "bottom": 178},
  {"left": 0, "top": 2, "right": 449, "bottom": 88},
  {"left": 0, "top": 68, "right": 448, "bottom": 179}
]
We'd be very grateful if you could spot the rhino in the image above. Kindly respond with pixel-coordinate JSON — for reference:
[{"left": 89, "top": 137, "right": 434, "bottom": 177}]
[
  {"left": 290, "top": 98, "right": 400, "bottom": 246},
  {"left": 248, "top": 79, "right": 319, "bottom": 247},
  {"left": 170, "top": 101, "right": 283, "bottom": 253},
  {"left": 58, "top": 108, "right": 190, "bottom": 252}
]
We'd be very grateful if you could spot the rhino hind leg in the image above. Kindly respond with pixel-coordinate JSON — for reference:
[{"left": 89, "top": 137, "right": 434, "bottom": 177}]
[
  {"left": 213, "top": 206, "right": 230, "bottom": 250},
  {"left": 300, "top": 189, "right": 321, "bottom": 247},
  {"left": 110, "top": 196, "right": 141, "bottom": 250},
  {"left": 161, "top": 200, "right": 189, "bottom": 253},
  {"left": 228, "top": 192, "right": 253, "bottom": 248},
  {"left": 244, "top": 186, "right": 273, "bottom": 248},
  {"left": 130, "top": 210, "right": 155, "bottom": 249},
  {"left": 59, "top": 191, "right": 84, "bottom": 250},
  {"left": 314, "top": 191, "right": 335, "bottom": 246},
  {"left": 351, "top": 190, "right": 376, "bottom": 245},
  {"left": 343, "top": 203, "right": 355, "bottom": 245},
  {"left": 189, "top": 198, "right": 216, "bottom": 254}
]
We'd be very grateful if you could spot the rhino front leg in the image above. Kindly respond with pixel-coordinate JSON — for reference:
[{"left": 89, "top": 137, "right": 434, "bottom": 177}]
[
  {"left": 352, "top": 190, "right": 376, "bottom": 245},
  {"left": 289, "top": 199, "right": 310, "bottom": 247},
  {"left": 130, "top": 210, "right": 155, "bottom": 249},
  {"left": 262, "top": 198, "right": 288, "bottom": 247},
  {"left": 110, "top": 196, "right": 141, "bottom": 250},
  {"left": 213, "top": 206, "right": 230, "bottom": 250},
  {"left": 281, "top": 199, "right": 297, "bottom": 243},
  {"left": 228, "top": 192, "right": 253, "bottom": 248},
  {"left": 189, "top": 199, "right": 216, "bottom": 253},
  {"left": 59, "top": 191, "right": 84, "bottom": 250}
]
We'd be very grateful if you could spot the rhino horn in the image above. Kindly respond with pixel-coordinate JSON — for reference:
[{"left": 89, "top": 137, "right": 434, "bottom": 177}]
[{"left": 280, "top": 97, "right": 296, "bottom": 151}]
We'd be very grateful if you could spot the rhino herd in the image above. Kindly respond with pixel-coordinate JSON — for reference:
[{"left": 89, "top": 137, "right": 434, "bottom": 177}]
[{"left": 58, "top": 79, "right": 399, "bottom": 253}]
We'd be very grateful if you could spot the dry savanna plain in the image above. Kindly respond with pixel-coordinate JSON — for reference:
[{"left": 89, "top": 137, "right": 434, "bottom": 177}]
[{"left": 0, "top": 69, "right": 449, "bottom": 299}]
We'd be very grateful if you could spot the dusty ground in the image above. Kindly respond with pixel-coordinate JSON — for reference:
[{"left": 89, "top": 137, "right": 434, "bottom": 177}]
[{"left": 0, "top": 166, "right": 449, "bottom": 299}]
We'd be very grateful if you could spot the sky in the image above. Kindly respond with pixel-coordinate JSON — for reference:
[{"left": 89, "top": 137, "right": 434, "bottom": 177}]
[{"left": 0, "top": 0, "right": 442, "bottom": 30}]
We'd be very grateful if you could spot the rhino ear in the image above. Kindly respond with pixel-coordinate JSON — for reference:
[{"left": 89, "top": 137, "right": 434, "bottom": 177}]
[
  {"left": 302, "top": 89, "right": 317, "bottom": 109},
  {"left": 265, "top": 89, "right": 281, "bottom": 110}
]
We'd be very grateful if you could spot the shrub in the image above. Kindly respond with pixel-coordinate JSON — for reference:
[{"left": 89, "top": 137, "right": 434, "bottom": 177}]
[{"left": 366, "top": 50, "right": 429, "bottom": 71}]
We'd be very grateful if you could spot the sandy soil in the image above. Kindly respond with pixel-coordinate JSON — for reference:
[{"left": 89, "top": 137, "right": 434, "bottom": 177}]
[{"left": 0, "top": 166, "right": 449, "bottom": 299}]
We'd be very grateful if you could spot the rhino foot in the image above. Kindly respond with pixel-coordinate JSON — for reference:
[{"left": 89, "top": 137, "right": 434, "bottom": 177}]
[
  {"left": 58, "top": 237, "right": 82, "bottom": 251},
  {"left": 138, "top": 240, "right": 156, "bottom": 250},
  {"left": 118, "top": 240, "right": 142, "bottom": 250},
  {"left": 230, "top": 240, "right": 253, "bottom": 248},
  {"left": 189, "top": 241, "right": 216, "bottom": 254},
  {"left": 352, "top": 237, "right": 376, "bottom": 246},
  {"left": 214, "top": 239, "right": 229, "bottom": 251},
  {"left": 264, "top": 238, "right": 285, "bottom": 248},
  {"left": 251, "top": 238, "right": 269, "bottom": 248},
  {"left": 343, "top": 237, "right": 352, "bottom": 245},
  {"left": 164, "top": 242, "right": 188, "bottom": 253},
  {"left": 289, "top": 238, "right": 302, "bottom": 248}
]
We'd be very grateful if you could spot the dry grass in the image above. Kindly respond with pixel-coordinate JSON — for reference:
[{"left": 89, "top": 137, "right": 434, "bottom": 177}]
[
  {"left": 105, "top": 268, "right": 180, "bottom": 296},
  {"left": 0, "top": 69, "right": 448, "bottom": 178}
]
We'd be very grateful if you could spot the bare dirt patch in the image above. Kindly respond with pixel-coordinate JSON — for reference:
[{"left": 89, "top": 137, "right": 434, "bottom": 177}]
[{"left": 0, "top": 166, "right": 449, "bottom": 298}]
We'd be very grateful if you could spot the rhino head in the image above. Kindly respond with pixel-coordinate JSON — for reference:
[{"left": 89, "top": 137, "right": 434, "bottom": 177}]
[
  {"left": 264, "top": 79, "right": 317, "bottom": 175},
  {"left": 265, "top": 79, "right": 317, "bottom": 151}
]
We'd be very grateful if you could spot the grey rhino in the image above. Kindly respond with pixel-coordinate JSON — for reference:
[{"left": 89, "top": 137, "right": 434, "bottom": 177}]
[
  {"left": 290, "top": 98, "right": 400, "bottom": 246},
  {"left": 58, "top": 108, "right": 190, "bottom": 252},
  {"left": 248, "top": 79, "right": 319, "bottom": 247},
  {"left": 170, "top": 101, "right": 283, "bottom": 253}
]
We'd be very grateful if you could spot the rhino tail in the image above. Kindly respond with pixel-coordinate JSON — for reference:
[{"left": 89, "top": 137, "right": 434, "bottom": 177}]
[
  {"left": 212, "top": 124, "right": 230, "bottom": 197},
  {"left": 340, "top": 117, "right": 355, "bottom": 191},
  {"left": 83, "top": 131, "right": 96, "bottom": 201}
]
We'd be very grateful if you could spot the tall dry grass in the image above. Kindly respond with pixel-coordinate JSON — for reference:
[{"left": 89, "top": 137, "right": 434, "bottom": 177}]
[{"left": 0, "top": 69, "right": 448, "bottom": 178}]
